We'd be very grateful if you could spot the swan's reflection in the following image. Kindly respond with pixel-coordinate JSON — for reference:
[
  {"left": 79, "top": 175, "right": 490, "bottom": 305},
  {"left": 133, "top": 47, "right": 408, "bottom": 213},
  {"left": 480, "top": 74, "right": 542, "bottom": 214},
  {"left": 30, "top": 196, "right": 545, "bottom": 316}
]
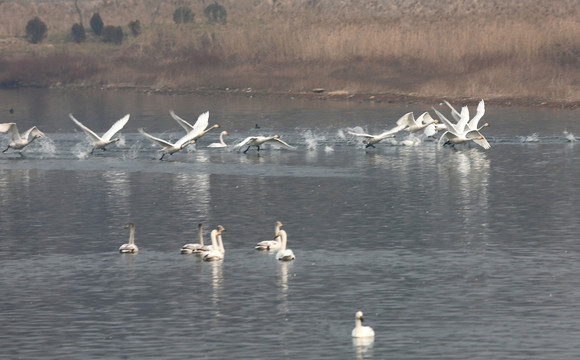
[
  {"left": 210, "top": 260, "right": 223, "bottom": 309},
  {"left": 174, "top": 172, "right": 210, "bottom": 213},
  {"left": 101, "top": 171, "right": 131, "bottom": 218},
  {"left": 353, "top": 337, "right": 374, "bottom": 359},
  {"left": 277, "top": 261, "right": 290, "bottom": 315}
]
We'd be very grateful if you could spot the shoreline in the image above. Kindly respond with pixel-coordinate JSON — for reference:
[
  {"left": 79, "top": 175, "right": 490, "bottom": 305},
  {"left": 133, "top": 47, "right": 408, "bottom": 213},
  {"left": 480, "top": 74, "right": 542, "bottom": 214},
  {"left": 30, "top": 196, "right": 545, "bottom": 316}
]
[{"left": 44, "top": 83, "right": 580, "bottom": 110}]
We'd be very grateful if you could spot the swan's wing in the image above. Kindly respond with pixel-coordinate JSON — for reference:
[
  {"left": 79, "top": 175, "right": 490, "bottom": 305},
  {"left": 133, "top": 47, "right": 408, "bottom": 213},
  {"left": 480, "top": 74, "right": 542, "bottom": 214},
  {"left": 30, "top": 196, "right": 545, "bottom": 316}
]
[
  {"left": 102, "top": 114, "right": 130, "bottom": 141},
  {"left": 169, "top": 110, "right": 195, "bottom": 133},
  {"left": 69, "top": 114, "right": 102, "bottom": 142},
  {"left": 443, "top": 100, "right": 461, "bottom": 122},
  {"left": 21, "top": 126, "right": 45, "bottom": 140},
  {"left": 437, "top": 131, "right": 450, "bottom": 147},
  {"left": 234, "top": 136, "right": 257, "bottom": 148},
  {"left": 432, "top": 108, "right": 458, "bottom": 135},
  {"left": 174, "top": 131, "right": 197, "bottom": 147},
  {"left": 138, "top": 128, "right": 174, "bottom": 148},
  {"left": 468, "top": 99, "right": 485, "bottom": 130},
  {"left": 395, "top": 112, "right": 415, "bottom": 128},
  {"left": 467, "top": 130, "right": 491, "bottom": 149},
  {"left": 347, "top": 130, "right": 374, "bottom": 139},
  {"left": 190, "top": 111, "right": 210, "bottom": 137},
  {"left": 456, "top": 106, "right": 470, "bottom": 134},
  {"left": 423, "top": 123, "right": 437, "bottom": 137},
  {"left": 0, "top": 123, "right": 22, "bottom": 141},
  {"left": 269, "top": 137, "right": 295, "bottom": 149},
  {"left": 378, "top": 122, "right": 407, "bottom": 138}
]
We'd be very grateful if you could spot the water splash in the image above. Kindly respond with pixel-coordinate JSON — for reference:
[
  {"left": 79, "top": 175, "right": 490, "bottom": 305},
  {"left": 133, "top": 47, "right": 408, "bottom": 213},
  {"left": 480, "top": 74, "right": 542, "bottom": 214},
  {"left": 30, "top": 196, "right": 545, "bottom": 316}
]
[
  {"left": 116, "top": 134, "right": 127, "bottom": 147},
  {"left": 72, "top": 141, "right": 91, "bottom": 160},
  {"left": 563, "top": 130, "right": 577, "bottom": 142},
  {"left": 37, "top": 137, "right": 57, "bottom": 155},
  {"left": 303, "top": 130, "right": 325, "bottom": 151},
  {"left": 519, "top": 133, "right": 539, "bottom": 143}
]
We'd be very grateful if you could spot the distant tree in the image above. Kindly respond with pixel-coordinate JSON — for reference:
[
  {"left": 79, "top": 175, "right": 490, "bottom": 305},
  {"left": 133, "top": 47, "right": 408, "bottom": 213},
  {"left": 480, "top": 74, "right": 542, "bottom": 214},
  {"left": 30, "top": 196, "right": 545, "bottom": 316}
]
[
  {"left": 128, "top": 20, "right": 141, "bottom": 36},
  {"left": 71, "top": 23, "right": 86, "bottom": 43},
  {"left": 173, "top": 6, "right": 195, "bottom": 24},
  {"left": 25, "top": 17, "right": 47, "bottom": 44},
  {"left": 90, "top": 13, "right": 104, "bottom": 35},
  {"left": 102, "top": 25, "right": 123, "bottom": 44},
  {"left": 204, "top": 2, "right": 227, "bottom": 24}
]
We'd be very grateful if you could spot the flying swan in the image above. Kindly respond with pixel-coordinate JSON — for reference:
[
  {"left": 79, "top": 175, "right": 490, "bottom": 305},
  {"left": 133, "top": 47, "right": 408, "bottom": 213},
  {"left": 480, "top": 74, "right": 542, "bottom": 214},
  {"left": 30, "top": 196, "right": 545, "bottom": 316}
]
[
  {"left": 139, "top": 128, "right": 196, "bottom": 160},
  {"left": 433, "top": 107, "right": 490, "bottom": 149},
  {"left": 352, "top": 311, "right": 375, "bottom": 338},
  {"left": 234, "top": 135, "right": 295, "bottom": 153},
  {"left": 276, "top": 229, "right": 295, "bottom": 261},
  {"left": 207, "top": 131, "right": 229, "bottom": 148},
  {"left": 0, "top": 122, "right": 45, "bottom": 153},
  {"left": 169, "top": 110, "right": 220, "bottom": 143},
  {"left": 202, "top": 225, "right": 226, "bottom": 261},
  {"left": 69, "top": 113, "right": 130, "bottom": 154},
  {"left": 397, "top": 111, "right": 438, "bottom": 133},
  {"left": 119, "top": 223, "right": 139, "bottom": 253},
  {"left": 255, "top": 221, "right": 284, "bottom": 251}
]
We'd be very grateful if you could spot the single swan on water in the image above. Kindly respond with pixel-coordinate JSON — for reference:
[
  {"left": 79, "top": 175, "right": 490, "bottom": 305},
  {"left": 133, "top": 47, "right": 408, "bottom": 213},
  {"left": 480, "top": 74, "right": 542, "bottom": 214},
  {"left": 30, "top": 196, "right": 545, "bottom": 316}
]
[
  {"left": 255, "top": 221, "right": 284, "bottom": 251},
  {"left": 139, "top": 128, "right": 196, "bottom": 160},
  {"left": 203, "top": 225, "right": 226, "bottom": 261},
  {"left": 234, "top": 135, "right": 295, "bottom": 153},
  {"left": 276, "top": 229, "right": 295, "bottom": 261},
  {"left": 69, "top": 113, "right": 130, "bottom": 154},
  {"left": 0, "top": 122, "right": 45, "bottom": 153},
  {"left": 207, "top": 131, "right": 229, "bottom": 148},
  {"left": 181, "top": 223, "right": 208, "bottom": 254},
  {"left": 119, "top": 223, "right": 139, "bottom": 253},
  {"left": 169, "top": 110, "right": 220, "bottom": 143},
  {"left": 352, "top": 311, "right": 375, "bottom": 338}
]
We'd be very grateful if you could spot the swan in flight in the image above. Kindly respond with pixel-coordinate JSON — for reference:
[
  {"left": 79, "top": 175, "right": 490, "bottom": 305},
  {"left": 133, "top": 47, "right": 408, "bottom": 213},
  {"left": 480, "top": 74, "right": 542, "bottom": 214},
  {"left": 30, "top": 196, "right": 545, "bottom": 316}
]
[
  {"left": 352, "top": 311, "right": 375, "bottom": 338},
  {"left": 139, "top": 128, "right": 196, "bottom": 160},
  {"left": 234, "top": 135, "right": 295, "bottom": 153},
  {"left": 397, "top": 111, "right": 438, "bottom": 133},
  {"left": 169, "top": 110, "right": 220, "bottom": 142},
  {"left": 433, "top": 107, "right": 491, "bottom": 149},
  {"left": 255, "top": 221, "right": 284, "bottom": 251},
  {"left": 69, "top": 113, "right": 130, "bottom": 154},
  {"left": 207, "top": 131, "right": 229, "bottom": 148},
  {"left": 181, "top": 223, "right": 210, "bottom": 254},
  {"left": 0, "top": 122, "right": 45, "bottom": 153},
  {"left": 119, "top": 223, "right": 139, "bottom": 253},
  {"left": 347, "top": 118, "right": 407, "bottom": 148},
  {"left": 443, "top": 99, "right": 488, "bottom": 132},
  {"left": 276, "top": 229, "right": 295, "bottom": 261},
  {"left": 202, "top": 225, "right": 226, "bottom": 261}
]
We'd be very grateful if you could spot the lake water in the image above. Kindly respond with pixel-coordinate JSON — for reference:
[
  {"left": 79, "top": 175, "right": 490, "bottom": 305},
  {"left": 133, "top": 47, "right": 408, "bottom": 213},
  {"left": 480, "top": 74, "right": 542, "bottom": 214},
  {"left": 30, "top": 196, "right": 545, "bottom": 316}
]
[{"left": 0, "top": 88, "right": 579, "bottom": 359}]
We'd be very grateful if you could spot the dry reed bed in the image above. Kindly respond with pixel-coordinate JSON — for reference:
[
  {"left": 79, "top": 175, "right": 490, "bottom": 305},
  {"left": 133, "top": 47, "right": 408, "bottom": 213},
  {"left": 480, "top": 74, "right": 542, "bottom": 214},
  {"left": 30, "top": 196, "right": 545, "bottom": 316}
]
[{"left": 1, "top": 0, "right": 579, "bottom": 103}]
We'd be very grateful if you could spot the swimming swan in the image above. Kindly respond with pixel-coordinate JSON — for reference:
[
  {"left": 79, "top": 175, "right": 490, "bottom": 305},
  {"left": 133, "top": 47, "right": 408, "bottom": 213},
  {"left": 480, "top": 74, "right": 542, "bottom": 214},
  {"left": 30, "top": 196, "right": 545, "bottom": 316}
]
[
  {"left": 203, "top": 225, "right": 226, "bottom": 261},
  {"left": 119, "top": 223, "right": 139, "bottom": 253},
  {"left": 169, "top": 110, "right": 220, "bottom": 142},
  {"left": 0, "top": 122, "right": 45, "bottom": 153},
  {"left": 255, "top": 221, "right": 284, "bottom": 251},
  {"left": 207, "top": 131, "right": 229, "bottom": 148},
  {"left": 352, "top": 311, "right": 375, "bottom": 338},
  {"left": 138, "top": 128, "right": 196, "bottom": 160},
  {"left": 181, "top": 223, "right": 210, "bottom": 254},
  {"left": 276, "top": 229, "right": 295, "bottom": 261},
  {"left": 234, "top": 135, "right": 295, "bottom": 153},
  {"left": 69, "top": 113, "right": 130, "bottom": 154}
]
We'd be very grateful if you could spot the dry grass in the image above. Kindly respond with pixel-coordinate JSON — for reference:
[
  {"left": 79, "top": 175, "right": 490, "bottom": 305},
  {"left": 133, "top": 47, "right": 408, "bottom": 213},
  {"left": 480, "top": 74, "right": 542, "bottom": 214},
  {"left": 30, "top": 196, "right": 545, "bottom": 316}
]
[{"left": 1, "top": 0, "right": 580, "bottom": 103}]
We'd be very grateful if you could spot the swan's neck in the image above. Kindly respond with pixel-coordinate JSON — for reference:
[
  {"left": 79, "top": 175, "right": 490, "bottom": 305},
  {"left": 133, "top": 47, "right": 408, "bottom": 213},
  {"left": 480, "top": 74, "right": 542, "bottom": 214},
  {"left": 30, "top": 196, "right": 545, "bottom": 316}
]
[
  {"left": 219, "top": 132, "right": 226, "bottom": 145},
  {"left": 280, "top": 231, "right": 287, "bottom": 251},
  {"left": 210, "top": 230, "right": 218, "bottom": 248},
  {"left": 217, "top": 233, "right": 224, "bottom": 252},
  {"left": 128, "top": 226, "right": 135, "bottom": 245}
]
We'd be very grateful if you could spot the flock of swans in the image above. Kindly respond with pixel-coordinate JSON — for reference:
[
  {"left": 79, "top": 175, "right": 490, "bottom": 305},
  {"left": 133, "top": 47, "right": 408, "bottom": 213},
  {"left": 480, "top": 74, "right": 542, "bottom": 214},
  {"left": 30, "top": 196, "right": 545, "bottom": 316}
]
[{"left": 120, "top": 221, "right": 295, "bottom": 262}]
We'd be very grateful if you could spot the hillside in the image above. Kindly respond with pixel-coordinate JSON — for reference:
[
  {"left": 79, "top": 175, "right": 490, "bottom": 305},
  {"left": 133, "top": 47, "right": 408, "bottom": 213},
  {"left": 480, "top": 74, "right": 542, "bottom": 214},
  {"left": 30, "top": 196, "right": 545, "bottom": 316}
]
[{"left": 1, "top": 0, "right": 579, "bottom": 107}]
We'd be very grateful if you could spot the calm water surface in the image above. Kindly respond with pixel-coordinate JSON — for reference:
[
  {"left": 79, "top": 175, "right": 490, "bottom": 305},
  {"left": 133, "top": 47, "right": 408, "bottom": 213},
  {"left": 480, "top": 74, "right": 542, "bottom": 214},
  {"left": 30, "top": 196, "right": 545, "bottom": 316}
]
[{"left": 0, "top": 89, "right": 579, "bottom": 359}]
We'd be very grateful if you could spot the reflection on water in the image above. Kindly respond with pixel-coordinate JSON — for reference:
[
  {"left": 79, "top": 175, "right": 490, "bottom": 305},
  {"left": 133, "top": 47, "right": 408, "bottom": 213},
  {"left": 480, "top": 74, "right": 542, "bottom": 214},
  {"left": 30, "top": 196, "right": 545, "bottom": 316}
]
[{"left": 353, "top": 337, "right": 375, "bottom": 359}]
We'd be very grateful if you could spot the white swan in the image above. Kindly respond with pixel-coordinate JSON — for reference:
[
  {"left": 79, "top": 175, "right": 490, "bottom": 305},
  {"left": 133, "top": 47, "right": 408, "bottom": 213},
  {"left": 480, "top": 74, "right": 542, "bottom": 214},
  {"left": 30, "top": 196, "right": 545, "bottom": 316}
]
[
  {"left": 276, "top": 229, "right": 295, "bottom": 261},
  {"left": 203, "top": 225, "right": 226, "bottom": 261},
  {"left": 347, "top": 120, "right": 407, "bottom": 149},
  {"left": 181, "top": 223, "right": 210, "bottom": 254},
  {"left": 0, "top": 122, "right": 45, "bottom": 153},
  {"left": 433, "top": 107, "right": 491, "bottom": 149},
  {"left": 443, "top": 99, "right": 487, "bottom": 132},
  {"left": 69, "top": 113, "right": 130, "bottom": 154},
  {"left": 138, "top": 128, "right": 196, "bottom": 160},
  {"left": 234, "top": 135, "right": 295, "bottom": 153},
  {"left": 255, "top": 221, "right": 284, "bottom": 251},
  {"left": 207, "top": 131, "right": 229, "bottom": 148},
  {"left": 564, "top": 130, "right": 577, "bottom": 142},
  {"left": 169, "top": 110, "right": 220, "bottom": 142},
  {"left": 119, "top": 223, "right": 139, "bottom": 253},
  {"left": 352, "top": 311, "right": 375, "bottom": 338},
  {"left": 397, "top": 111, "right": 438, "bottom": 133}
]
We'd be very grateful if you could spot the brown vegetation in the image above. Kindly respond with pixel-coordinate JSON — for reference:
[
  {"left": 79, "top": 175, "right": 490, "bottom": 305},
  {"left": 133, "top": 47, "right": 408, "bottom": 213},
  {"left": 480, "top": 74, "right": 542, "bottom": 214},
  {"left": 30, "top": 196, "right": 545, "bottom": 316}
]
[{"left": 1, "top": 0, "right": 580, "bottom": 106}]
